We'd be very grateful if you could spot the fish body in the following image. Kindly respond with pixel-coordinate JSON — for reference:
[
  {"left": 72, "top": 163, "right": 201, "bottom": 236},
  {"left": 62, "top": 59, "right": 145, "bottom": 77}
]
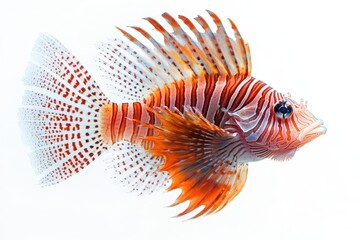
[
  {"left": 20, "top": 11, "right": 326, "bottom": 218},
  {"left": 100, "top": 75, "right": 268, "bottom": 152}
]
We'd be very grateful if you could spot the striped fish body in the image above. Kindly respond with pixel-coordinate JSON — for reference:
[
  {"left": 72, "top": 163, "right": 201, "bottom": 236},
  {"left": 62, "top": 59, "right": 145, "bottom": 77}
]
[
  {"left": 20, "top": 11, "right": 326, "bottom": 219},
  {"left": 100, "top": 75, "right": 272, "bottom": 149}
]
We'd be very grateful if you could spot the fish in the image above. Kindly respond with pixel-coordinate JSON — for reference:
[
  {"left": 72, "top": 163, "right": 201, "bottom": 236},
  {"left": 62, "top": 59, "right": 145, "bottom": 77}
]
[{"left": 20, "top": 10, "right": 326, "bottom": 218}]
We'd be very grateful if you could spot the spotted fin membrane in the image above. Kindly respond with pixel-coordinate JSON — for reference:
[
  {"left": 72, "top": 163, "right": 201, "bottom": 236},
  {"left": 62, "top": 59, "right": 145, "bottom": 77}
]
[{"left": 20, "top": 34, "right": 109, "bottom": 185}]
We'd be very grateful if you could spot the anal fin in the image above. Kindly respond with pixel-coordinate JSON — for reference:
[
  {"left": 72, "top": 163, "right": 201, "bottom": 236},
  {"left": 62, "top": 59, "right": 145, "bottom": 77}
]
[
  {"left": 144, "top": 107, "right": 248, "bottom": 218},
  {"left": 103, "top": 141, "right": 170, "bottom": 194}
]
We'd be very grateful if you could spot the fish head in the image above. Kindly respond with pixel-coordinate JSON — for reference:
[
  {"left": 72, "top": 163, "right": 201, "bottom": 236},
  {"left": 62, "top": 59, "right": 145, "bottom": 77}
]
[
  {"left": 228, "top": 93, "right": 326, "bottom": 161},
  {"left": 282, "top": 97, "right": 327, "bottom": 145}
]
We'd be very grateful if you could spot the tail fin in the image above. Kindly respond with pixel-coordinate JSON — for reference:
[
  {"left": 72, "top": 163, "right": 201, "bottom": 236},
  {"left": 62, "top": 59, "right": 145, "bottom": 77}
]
[{"left": 19, "top": 34, "right": 109, "bottom": 186}]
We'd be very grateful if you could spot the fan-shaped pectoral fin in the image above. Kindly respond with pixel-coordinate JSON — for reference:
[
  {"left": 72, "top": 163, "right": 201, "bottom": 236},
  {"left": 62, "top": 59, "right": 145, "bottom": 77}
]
[{"left": 143, "top": 107, "right": 249, "bottom": 218}]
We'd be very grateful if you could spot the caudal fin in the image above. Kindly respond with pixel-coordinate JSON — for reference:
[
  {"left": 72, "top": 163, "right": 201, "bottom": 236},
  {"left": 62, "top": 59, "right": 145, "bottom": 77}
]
[{"left": 19, "top": 34, "right": 109, "bottom": 185}]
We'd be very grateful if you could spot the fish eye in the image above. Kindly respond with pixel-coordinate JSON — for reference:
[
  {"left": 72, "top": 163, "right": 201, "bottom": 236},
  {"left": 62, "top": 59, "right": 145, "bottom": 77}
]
[{"left": 274, "top": 101, "right": 293, "bottom": 119}]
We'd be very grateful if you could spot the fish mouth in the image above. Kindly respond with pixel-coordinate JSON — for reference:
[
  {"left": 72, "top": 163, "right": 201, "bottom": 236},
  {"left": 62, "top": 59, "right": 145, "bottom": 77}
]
[{"left": 298, "top": 119, "right": 327, "bottom": 141}]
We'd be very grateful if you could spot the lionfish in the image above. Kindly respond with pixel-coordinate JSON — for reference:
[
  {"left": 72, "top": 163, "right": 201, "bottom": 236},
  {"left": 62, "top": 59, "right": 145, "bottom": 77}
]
[{"left": 20, "top": 11, "right": 326, "bottom": 218}]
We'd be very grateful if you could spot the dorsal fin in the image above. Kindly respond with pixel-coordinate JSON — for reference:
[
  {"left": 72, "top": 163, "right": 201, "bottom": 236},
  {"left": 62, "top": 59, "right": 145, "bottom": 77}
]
[{"left": 97, "top": 11, "right": 252, "bottom": 102}]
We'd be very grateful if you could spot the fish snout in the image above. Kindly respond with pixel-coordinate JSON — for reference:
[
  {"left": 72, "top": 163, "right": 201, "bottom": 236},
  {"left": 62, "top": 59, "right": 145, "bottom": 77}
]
[{"left": 298, "top": 119, "right": 326, "bottom": 142}]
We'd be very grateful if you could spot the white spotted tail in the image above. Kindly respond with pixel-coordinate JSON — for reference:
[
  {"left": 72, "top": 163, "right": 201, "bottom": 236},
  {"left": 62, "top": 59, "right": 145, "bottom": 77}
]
[{"left": 19, "top": 34, "right": 110, "bottom": 185}]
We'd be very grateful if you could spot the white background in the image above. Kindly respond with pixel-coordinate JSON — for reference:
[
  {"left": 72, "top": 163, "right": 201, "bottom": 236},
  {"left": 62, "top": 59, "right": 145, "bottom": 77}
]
[{"left": 1, "top": 0, "right": 359, "bottom": 239}]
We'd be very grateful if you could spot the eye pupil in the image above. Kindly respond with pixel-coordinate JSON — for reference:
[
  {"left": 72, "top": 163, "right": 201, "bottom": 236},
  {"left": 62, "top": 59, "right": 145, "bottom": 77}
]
[
  {"left": 279, "top": 106, "right": 288, "bottom": 114},
  {"left": 274, "top": 101, "right": 293, "bottom": 119}
]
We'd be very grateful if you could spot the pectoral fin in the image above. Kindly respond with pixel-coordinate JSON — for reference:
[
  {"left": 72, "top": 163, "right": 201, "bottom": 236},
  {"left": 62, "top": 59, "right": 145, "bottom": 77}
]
[{"left": 144, "top": 107, "right": 248, "bottom": 218}]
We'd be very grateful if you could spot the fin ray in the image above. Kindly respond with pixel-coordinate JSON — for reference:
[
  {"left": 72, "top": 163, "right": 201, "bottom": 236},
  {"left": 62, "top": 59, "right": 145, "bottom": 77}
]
[
  {"left": 103, "top": 141, "right": 170, "bottom": 194},
  {"left": 144, "top": 107, "right": 248, "bottom": 218},
  {"left": 20, "top": 34, "right": 109, "bottom": 185},
  {"left": 97, "top": 11, "right": 252, "bottom": 101}
]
